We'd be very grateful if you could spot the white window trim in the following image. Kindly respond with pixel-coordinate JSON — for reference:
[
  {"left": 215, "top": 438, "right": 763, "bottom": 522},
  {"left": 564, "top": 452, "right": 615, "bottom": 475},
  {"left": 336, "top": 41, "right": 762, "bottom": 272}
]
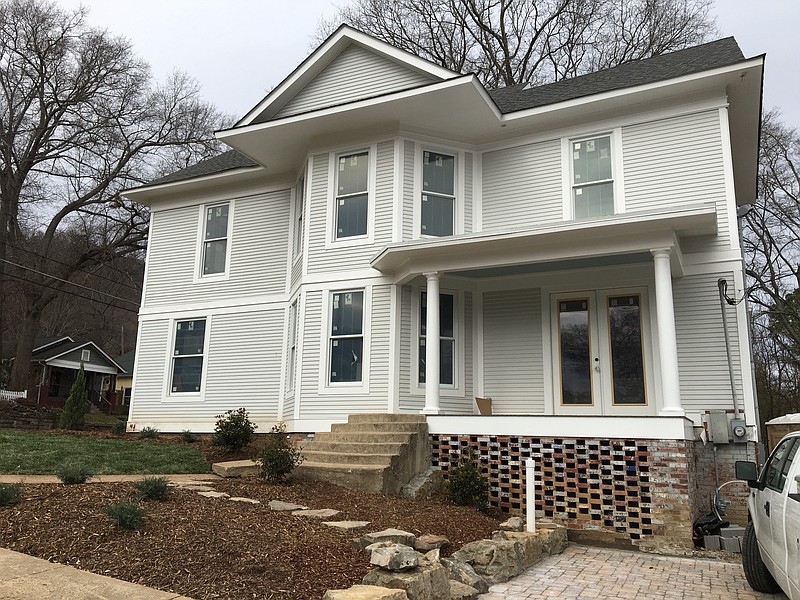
[
  {"left": 193, "top": 200, "right": 235, "bottom": 283},
  {"left": 560, "top": 128, "right": 624, "bottom": 221},
  {"left": 410, "top": 286, "right": 466, "bottom": 398},
  {"left": 292, "top": 174, "right": 306, "bottom": 264},
  {"left": 286, "top": 300, "right": 299, "bottom": 393},
  {"left": 318, "top": 286, "right": 372, "bottom": 395},
  {"left": 80, "top": 349, "right": 91, "bottom": 362},
  {"left": 413, "top": 143, "right": 465, "bottom": 239},
  {"left": 325, "top": 145, "right": 377, "bottom": 248},
  {"left": 162, "top": 314, "right": 211, "bottom": 400}
]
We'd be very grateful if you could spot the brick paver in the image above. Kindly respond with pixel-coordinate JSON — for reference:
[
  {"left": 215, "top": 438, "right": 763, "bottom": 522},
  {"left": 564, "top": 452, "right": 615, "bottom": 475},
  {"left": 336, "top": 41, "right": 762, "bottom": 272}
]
[{"left": 479, "top": 545, "right": 789, "bottom": 600}]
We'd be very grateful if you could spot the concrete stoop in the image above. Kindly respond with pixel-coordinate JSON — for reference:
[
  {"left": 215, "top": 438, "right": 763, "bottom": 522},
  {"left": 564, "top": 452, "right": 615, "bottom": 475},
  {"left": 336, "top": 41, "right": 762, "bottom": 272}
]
[{"left": 294, "top": 414, "right": 431, "bottom": 495}]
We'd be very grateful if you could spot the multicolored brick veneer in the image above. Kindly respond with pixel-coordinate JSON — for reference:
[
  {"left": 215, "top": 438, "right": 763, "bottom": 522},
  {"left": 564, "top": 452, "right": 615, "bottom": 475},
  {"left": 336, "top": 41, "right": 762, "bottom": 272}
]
[{"left": 431, "top": 434, "right": 695, "bottom": 549}]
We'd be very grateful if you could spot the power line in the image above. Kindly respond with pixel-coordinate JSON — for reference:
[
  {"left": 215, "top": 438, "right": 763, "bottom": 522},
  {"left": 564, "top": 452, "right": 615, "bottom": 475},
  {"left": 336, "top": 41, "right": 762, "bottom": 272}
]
[{"left": 0, "top": 258, "right": 140, "bottom": 307}]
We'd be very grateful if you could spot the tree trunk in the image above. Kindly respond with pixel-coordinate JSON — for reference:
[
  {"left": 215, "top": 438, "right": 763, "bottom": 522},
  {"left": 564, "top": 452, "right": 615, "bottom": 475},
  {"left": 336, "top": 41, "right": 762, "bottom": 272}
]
[{"left": 9, "top": 307, "right": 43, "bottom": 391}]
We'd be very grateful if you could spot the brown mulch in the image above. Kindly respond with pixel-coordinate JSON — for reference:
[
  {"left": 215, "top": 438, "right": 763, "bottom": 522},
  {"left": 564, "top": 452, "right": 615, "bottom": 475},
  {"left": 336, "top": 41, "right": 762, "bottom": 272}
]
[{"left": 0, "top": 431, "right": 502, "bottom": 600}]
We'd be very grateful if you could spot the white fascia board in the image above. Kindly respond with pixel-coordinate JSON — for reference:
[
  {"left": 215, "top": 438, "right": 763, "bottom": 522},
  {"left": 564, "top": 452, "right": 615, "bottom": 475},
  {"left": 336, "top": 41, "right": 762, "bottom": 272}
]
[
  {"left": 47, "top": 358, "right": 119, "bottom": 375},
  {"left": 236, "top": 25, "right": 459, "bottom": 128},
  {"left": 498, "top": 58, "right": 764, "bottom": 125},
  {"left": 32, "top": 336, "right": 74, "bottom": 353}
]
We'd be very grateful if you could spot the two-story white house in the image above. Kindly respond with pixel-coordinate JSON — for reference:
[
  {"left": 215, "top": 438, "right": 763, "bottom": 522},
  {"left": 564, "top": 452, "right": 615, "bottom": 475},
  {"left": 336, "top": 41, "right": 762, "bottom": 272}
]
[{"left": 124, "top": 26, "right": 763, "bottom": 549}]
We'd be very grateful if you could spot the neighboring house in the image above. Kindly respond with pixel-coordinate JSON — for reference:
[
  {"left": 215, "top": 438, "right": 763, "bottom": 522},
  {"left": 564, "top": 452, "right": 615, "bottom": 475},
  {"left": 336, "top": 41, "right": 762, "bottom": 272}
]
[
  {"left": 19, "top": 337, "right": 123, "bottom": 412},
  {"left": 124, "top": 26, "right": 764, "bottom": 549},
  {"left": 114, "top": 349, "right": 135, "bottom": 409}
]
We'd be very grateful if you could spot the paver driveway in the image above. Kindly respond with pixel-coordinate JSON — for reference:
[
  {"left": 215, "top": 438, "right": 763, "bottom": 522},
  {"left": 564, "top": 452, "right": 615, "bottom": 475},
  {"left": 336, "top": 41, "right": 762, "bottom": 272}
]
[{"left": 479, "top": 544, "right": 789, "bottom": 600}]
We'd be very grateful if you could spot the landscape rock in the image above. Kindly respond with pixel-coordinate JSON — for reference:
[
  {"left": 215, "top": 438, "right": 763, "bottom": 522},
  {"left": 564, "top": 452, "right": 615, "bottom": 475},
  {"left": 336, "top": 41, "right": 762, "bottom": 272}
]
[
  {"left": 499, "top": 517, "right": 524, "bottom": 532},
  {"left": 322, "top": 584, "right": 409, "bottom": 600},
  {"left": 197, "top": 491, "right": 230, "bottom": 499},
  {"left": 370, "top": 544, "right": 419, "bottom": 572},
  {"left": 451, "top": 538, "right": 524, "bottom": 584},
  {"left": 415, "top": 534, "right": 450, "bottom": 552},
  {"left": 229, "top": 497, "right": 260, "bottom": 504},
  {"left": 363, "top": 528, "right": 417, "bottom": 547},
  {"left": 323, "top": 521, "right": 371, "bottom": 531},
  {"left": 268, "top": 500, "right": 308, "bottom": 511},
  {"left": 292, "top": 508, "right": 342, "bottom": 518},
  {"left": 211, "top": 459, "right": 260, "bottom": 478},
  {"left": 440, "top": 558, "right": 489, "bottom": 594},
  {"left": 422, "top": 549, "right": 440, "bottom": 564},
  {"left": 448, "top": 580, "right": 479, "bottom": 600},
  {"left": 363, "top": 562, "right": 450, "bottom": 600}
]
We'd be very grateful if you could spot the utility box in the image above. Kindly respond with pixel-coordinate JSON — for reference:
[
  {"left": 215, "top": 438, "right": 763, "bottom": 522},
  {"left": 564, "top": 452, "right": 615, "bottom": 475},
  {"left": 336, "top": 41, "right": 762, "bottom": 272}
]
[
  {"left": 708, "top": 411, "right": 730, "bottom": 444},
  {"left": 730, "top": 418, "right": 748, "bottom": 443}
]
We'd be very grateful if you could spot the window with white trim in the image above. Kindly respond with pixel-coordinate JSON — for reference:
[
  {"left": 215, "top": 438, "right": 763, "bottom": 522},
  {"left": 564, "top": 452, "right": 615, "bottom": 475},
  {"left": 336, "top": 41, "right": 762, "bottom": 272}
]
[
  {"left": 170, "top": 318, "right": 206, "bottom": 393},
  {"left": 571, "top": 135, "right": 613, "bottom": 219},
  {"left": 294, "top": 177, "right": 305, "bottom": 257},
  {"left": 202, "top": 203, "right": 230, "bottom": 274},
  {"left": 81, "top": 349, "right": 91, "bottom": 362},
  {"left": 418, "top": 292, "right": 455, "bottom": 385},
  {"left": 329, "top": 290, "right": 364, "bottom": 383},
  {"left": 335, "top": 152, "right": 369, "bottom": 239},
  {"left": 421, "top": 150, "right": 455, "bottom": 236},
  {"left": 287, "top": 300, "right": 298, "bottom": 391}
]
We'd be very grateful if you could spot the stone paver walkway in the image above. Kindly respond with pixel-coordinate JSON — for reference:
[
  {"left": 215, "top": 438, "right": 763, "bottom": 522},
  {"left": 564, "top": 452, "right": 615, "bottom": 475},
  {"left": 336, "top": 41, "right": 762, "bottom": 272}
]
[{"left": 480, "top": 544, "right": 788, "bottom": 600}]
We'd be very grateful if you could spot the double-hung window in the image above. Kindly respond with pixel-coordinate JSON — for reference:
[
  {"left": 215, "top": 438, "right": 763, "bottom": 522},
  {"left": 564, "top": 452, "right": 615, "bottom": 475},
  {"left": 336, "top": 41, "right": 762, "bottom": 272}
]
[
  {"left": 287, "top": 301, "right": 298, "bottom": 392},
  {"left": 421, "top": 151, "right": 455, "bottom": 236},
  {"left": 418, "top": 292, "right": 455, "bottom": 385},
  {"left": 171, "top": 318, "right": 206, "bottom": 393},
  {"left": 329, "top": 291, "right": 364, "bottom": 383},
  {"left": 571, "top": 135, "right": 613, "bottom": 219},
  {"left": 335, "top": 152, "right": 369, "bottom": 239},
  {"left": 203, "top": 203, "right": 229, "bottom": 275},
  {"left": 294, "top": 178, "right": 305, "bottom": 257}
]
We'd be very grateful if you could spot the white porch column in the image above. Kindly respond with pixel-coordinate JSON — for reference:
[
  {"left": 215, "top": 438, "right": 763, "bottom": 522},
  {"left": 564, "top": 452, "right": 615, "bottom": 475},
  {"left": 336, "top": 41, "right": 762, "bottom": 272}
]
[
  {"left": 423, "top": 272, "right": 441, "bottom": 414},
  {"left": 651, "top": 248, "right": 684, "bottom": 416}
]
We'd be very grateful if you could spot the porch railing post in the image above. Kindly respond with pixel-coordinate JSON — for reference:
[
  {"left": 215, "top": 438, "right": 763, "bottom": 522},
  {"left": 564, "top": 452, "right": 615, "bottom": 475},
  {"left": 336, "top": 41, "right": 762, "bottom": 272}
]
[
  {"left": 422, "top": 271, "right": 441, "bottom": 415},
  {"left": 651, "top": 248, "right": 684, "bottom": 416}
]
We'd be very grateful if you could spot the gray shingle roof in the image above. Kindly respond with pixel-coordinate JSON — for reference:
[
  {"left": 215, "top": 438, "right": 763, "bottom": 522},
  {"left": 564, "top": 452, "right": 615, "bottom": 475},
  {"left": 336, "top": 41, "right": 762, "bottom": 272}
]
[
  {"left": 148, "top": 150, "right": 258, "bottom": 186},
  {"left": 489, "top": 37, "right": 745, "bottom": 113}
]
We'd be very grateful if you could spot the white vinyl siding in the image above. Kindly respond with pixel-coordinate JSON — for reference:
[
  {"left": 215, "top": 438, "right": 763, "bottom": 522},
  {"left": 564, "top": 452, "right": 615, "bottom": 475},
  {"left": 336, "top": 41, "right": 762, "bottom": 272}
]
[
  {"left": 307, "top": 141, "right": 394, "bottom": 273},
  {"left": 130, "top": 319, "right": 169, "bottom": 410},
  {"left": 673, "top": 272, "right": 743, "bottom": 414},
  {"left": 482, "top": 139, "right": 562, "bottom": 230},
  {"left": 144, "top": 190, "right": 291, "bottom": 307},
  {"left": 464, "top": 152, "right": 473, "bottom": 233},
  {"left": 402, "top": 141, "right": 416, "bottom": 240},
  {"left": 274, "top": 44, "right": 437, "bottom": 119},
  {"left": 622, "top": 110, "right": 729, "bottom": 252},
  {"left": 483, "top": 289, "right": 545, "bottom": 414}
]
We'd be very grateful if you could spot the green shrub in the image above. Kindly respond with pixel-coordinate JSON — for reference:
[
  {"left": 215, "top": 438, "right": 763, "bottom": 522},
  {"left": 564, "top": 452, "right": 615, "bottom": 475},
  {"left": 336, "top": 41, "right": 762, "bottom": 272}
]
[
  {"left": 59, "top": 364, "right": 88, "bottom": 430},
  {"left": 56, "top": 462, "right": 93, "bottom": 484},
  {"left": 256, "top": 422, "right": 304, "bottom": 483},
  {"left": 134, "top": 476, "right": 169, "bottom": 501},
  {"left": 447, "top": 450, "right": 489, "bottom": 511},
  {"left": 138, "top": 426, "right": 159, "bottom": 439},
  {"left": 181, "top": 429, "right": 198, "bottom": 443},
  {"left": 212, "top": 408, "right": 257, "bottom": 452},
  {"left": 111, "top": 420, "right": 126, "bottom": 435},
  {"left": 104, "top": 500, "right": 145, "bottom": 530},
  {"left": 0, "top": 483, "right": 21, "bottom": 506}
]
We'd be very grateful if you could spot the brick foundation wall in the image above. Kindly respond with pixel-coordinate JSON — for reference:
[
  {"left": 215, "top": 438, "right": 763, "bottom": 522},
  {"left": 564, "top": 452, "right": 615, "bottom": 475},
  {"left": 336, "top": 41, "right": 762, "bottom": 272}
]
[{"left": 431, "top": 434, "right": 695, "bottom": 550}]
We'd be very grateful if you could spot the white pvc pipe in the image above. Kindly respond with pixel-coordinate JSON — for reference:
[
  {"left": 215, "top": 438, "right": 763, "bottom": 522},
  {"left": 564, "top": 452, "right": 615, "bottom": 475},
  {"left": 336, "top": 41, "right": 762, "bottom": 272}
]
[{"left": 526, "top": 458, "right": 536, "bottom": 533}]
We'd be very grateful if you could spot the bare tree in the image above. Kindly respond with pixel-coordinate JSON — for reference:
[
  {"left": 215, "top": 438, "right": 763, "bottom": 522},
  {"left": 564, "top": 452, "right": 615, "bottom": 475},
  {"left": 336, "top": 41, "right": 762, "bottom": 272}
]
[
  {"left": 0, "top": 0, "right": 228, "bottom": 389},
  {"left": 317, "top": 0, "right": 717, "bottom": 87}
]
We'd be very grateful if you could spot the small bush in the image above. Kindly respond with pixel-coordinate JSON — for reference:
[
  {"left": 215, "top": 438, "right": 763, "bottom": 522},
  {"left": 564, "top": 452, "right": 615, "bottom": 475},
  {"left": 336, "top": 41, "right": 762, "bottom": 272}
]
[
  {"left": 447, "top": 450, "right": 489, "bottom": 511},
  {"left": 0, "top": 483, "right": 21, "bottom": 506},
  {"left": 181, "top": 429, "right": 198, "bottom": 443},
  {"left": 256, "top": 422, "right": 304, "bottom": 483},
  {"left": 134, "top": 476, "right": 169, "bottom": 501},
  {"left": 138, "top": 426, "right": 159, "bottom": 439},
  {"left": 212, "top": 408, "right": 257, "bottom": 452},
  {"left": 56, "top": 462, "right": 93, "bottom": 484},
  {"left": 111, "top": 420, "right": 126, "bottom": 435},
  {"left": 104, "top": 500, "right": 145, "bottom": 530}
]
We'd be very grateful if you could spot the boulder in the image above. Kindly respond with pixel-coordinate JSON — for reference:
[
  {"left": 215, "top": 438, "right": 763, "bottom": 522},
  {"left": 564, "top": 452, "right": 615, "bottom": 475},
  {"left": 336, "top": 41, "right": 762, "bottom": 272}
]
[
  {"left": 451, "top": 538, "right": 524, "bottom": 584},
  {"left": 448, "top": 580, "right": 480, "bottom": 600},
  {"left": 415, "top": 534, "right": 450, "bottom": 552},
  {"left": 440, "top": 558, "right": 489, "bottom": 594},
  {"left": 322, "top": 584, "right": 409, "bottom": 600},
  {"left": 370, "top": 544, "right": 418, "bottom": 572},
  {"left": 363, "top": 528, "right": 417, "bottom": 547},
  {"left": 363, "top": 562, "right": 450, "bottom": 600},
  {"left": 498, "top": 517, "right": 524, "bottom": 532}
]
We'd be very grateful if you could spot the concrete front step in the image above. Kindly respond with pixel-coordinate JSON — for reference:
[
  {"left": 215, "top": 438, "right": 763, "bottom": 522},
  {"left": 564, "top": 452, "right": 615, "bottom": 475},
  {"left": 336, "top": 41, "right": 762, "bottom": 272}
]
[
  {"left": 294, "top": 462, "right": 390, "bottom": 494},
  {"left": 331, "top": 421, "right": 425, "bottom": 434},
  {"left": 346, "top": 413, "right": 426, "bottom": 424},
  {"left": 314, "top": 431, "right": 415, "bottom": 444},
  {"left": 302, "top": 440, "right": 409, "bottom": 455},
  {"left": 302, "top": 450, "right": 398, "bottom": 466}
]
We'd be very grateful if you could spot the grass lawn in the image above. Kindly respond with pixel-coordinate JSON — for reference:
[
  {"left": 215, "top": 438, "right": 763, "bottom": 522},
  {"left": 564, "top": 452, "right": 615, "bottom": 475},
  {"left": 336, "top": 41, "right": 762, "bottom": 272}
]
[{"left": 0, "top": 429, "right": 211, "bottom": 475}]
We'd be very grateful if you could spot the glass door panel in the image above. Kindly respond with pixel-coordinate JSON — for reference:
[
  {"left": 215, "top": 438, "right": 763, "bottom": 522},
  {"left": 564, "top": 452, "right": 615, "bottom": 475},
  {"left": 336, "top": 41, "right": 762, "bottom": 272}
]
[
  {"left": 608, "top": 295, "right": 646, "bottom": 405},
  {"left": 558, "top": 299, "right": 593, "bottom": 406}
]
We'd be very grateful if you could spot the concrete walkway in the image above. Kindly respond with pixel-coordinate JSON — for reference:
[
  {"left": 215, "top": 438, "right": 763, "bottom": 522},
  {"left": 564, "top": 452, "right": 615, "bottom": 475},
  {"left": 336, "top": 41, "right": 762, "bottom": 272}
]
[
  {"left": 0, "top": 548, "right": 193, "bottom": 599},
  {"left": 0, "top": 473, "right": 220, "bottom": 484},
  {"left": 480, "top": 544, "right": 789, "bottom": 600}
]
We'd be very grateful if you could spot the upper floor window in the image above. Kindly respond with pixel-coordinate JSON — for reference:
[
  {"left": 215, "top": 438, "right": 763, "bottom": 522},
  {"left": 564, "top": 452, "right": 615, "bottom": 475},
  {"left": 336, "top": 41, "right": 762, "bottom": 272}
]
[
  {"left": 203, "top": 203, "right": 229, "bottom": 275},
  {"left": 335, "top": 152, "right": 369, "bottom": 239},
  {"left": 329, "top": 290, "right": 364, "bottom": 383},
  {"left": 571, "top": 135, "right": 613, "bottom": 219},
  {"left": 293, "top": 178, "right": 305, "bottom": 257},
  {"left": 171, "top": 318, "right": 206, "bottom": 393},
  {"left": 421, "top": 151, "right": 455, "bottom": 237}
]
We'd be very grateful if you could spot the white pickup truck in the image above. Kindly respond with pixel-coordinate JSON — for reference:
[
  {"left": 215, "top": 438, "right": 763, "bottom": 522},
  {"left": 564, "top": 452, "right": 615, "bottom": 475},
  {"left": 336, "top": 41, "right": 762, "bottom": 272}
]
[{"left": 736, "top": 431, "right": 800, "bottom": 599}]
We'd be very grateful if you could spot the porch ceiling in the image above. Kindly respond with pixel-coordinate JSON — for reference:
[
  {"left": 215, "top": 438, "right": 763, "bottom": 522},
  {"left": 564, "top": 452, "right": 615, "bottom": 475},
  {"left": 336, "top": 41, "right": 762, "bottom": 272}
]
[{"left": 371, "top": 202, "right": 717, "bottom": 282}]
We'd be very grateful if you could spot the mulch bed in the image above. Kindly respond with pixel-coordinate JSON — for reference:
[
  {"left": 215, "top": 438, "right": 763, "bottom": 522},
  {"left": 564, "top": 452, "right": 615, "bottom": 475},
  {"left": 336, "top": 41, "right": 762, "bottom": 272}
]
[{"left": 0, "top": 431, "right": 502, "bottom": 599}]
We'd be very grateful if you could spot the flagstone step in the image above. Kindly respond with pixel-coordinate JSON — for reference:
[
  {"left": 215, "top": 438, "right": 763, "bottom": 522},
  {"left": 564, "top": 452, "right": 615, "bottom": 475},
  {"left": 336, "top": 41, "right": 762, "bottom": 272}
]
[{"left": 211, "top": 459, "right": 260, "bottom": 478}]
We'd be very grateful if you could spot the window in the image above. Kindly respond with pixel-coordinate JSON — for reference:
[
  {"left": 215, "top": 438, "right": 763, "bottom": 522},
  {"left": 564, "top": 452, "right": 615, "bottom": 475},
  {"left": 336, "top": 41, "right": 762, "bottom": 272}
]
[
  {"left": 571, "top": 135, "right": 613, "bottom": 219},
  {"left": 329, "top": 291, "right": 363, "bottom": 383},
  {"left": 203, "top": 203, "right": 229, "bottom": 275},
  {"left": 122, "top": 387, "right": 132, "bottom": 405},
  {"left": 335, "top": 152, "right": 369, "bottom": 239},
  {"left": 170, "top": 318, "right": 206, "bottom": 393},
  {"left": 764, "top": 438, "right": 797, "bottom": 492},
  {"left": 419, "top": 292, "right": 455, "bottom": 385},
  {"left": 81, "top": 349, "right": 91, "bottom": 362},
  {"left": 294, "top": 178, "right": 304, "bottom": 257},
  {"left": 421, "top": 151, "right": 455, "bottom": 236},
  {"left": 287, "top": 301, "right": 298, "bottom": 391}
]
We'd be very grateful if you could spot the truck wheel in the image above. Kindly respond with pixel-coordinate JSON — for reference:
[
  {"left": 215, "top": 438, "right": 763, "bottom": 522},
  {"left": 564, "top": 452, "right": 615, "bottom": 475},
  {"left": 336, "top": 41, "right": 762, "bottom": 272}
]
[{"left": 741, "top": 522, "right": 781, "bottom": 593}]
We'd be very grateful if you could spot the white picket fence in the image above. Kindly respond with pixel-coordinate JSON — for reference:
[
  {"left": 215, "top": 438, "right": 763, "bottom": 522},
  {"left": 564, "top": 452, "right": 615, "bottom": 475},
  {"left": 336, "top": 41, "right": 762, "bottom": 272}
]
[{"left": 0, "top": 389, "right": 27, "bottom": 401}]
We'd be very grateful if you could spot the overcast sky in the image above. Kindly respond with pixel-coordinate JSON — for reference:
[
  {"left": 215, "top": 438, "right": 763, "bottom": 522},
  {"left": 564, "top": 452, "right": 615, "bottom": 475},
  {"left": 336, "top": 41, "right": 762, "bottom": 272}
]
[{"left": 56, "top": 0, "right": 799, "bottom": 127}]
